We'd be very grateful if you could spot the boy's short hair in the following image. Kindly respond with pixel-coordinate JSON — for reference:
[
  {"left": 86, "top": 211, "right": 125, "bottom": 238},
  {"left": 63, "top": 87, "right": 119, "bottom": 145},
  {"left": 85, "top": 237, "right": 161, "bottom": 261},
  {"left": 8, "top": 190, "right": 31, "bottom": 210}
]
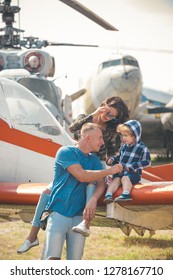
[{"left": 117, "top": 123, "right": 134, "bottom": 136}]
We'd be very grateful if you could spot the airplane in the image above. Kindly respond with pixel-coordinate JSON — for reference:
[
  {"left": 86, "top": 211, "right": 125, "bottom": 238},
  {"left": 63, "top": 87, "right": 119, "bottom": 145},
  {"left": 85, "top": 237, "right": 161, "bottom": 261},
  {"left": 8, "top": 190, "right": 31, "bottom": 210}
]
[{"left": 71, "top": 52, "right": 173, "bottom": 158}]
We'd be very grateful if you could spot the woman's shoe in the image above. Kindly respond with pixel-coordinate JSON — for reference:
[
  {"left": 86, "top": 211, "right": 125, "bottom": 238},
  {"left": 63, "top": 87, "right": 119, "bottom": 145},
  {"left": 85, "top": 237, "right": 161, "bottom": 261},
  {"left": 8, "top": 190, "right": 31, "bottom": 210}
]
[{"left": 17, "top": 238, "right": 39, "bottom": 253}]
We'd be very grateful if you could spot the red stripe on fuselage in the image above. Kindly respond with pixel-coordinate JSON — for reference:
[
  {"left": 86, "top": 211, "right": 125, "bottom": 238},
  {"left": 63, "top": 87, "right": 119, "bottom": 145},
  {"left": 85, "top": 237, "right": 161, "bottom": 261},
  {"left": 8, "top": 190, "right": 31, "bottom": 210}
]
[{"left": 0, "top": 118, "right": 61, "bottom": 157}]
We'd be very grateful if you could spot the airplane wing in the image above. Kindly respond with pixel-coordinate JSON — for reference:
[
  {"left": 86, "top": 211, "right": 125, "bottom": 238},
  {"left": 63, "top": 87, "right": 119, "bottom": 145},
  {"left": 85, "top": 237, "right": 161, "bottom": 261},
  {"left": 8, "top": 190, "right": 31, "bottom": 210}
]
[
  {"left": 1, "top": 164, "right": 173, "bottom": 237},
  {"left": 0, "top": 183, "right": 48, "bottom": 223},
  {"left": 142, "top": 86, "right": 173, "bottom": 106}
]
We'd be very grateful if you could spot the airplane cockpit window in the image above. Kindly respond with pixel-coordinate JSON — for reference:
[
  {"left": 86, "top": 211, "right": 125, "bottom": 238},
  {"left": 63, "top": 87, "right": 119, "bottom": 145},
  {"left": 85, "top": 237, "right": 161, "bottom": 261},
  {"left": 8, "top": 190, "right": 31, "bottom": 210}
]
[
  {"left": 123, "top": 57, "right": 140, "bottom": 68},
  {"left": 4, "top": 83, "right": 61, "bottom": 136},
  {"left": 100, "top": 59, "right": 121, "bottom": 70}
]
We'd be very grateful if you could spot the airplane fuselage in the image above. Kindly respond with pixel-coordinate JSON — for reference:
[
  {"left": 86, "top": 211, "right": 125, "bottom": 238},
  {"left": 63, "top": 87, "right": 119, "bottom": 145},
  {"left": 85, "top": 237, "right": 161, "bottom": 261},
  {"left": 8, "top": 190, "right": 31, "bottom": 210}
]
[{"left": 82, "top": 55, "right": 143, "bottom": 116}]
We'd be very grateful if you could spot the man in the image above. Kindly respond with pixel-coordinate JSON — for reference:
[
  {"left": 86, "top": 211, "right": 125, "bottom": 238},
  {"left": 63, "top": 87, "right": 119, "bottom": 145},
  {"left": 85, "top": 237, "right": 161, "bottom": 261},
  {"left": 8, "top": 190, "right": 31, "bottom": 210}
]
[{"left": 42, "top": 123, "right": 122, "bottom": 260}]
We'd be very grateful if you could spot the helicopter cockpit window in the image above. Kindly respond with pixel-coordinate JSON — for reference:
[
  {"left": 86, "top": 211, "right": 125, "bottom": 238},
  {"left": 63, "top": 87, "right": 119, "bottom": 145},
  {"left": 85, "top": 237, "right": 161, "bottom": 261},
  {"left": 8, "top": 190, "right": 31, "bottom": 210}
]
[
  {"left": 100, "top": 59, "right": 122, "bottom": 71},
  {"left": 123, "top": 57, "right": 140, "bottom": 68},
  {"left": 4, "top": 83, "right": 61, "bottom": 136},
  {"left": 18, "top": 78, "right": 58, "bottom": 108}
]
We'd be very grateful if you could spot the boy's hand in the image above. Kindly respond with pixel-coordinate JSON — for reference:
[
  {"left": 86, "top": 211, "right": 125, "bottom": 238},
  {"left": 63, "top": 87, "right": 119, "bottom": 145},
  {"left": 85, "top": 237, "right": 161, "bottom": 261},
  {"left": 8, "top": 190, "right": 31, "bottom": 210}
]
[
  {"left": 106, "top": 157, "right": 114, "bottom": 166},
  {"left": 125, "top": 166, "right": 129, "bottom": 171}
]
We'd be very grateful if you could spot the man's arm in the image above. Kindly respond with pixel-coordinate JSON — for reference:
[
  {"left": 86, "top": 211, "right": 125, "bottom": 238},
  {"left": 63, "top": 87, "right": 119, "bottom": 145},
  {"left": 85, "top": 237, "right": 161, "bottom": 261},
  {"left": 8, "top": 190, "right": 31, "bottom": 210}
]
[
  {"left": 83, "top": 178, "right": 106, "bottom": 222},
  {"left": 67, "top": 163, "right": 123, "bottom": 182}
]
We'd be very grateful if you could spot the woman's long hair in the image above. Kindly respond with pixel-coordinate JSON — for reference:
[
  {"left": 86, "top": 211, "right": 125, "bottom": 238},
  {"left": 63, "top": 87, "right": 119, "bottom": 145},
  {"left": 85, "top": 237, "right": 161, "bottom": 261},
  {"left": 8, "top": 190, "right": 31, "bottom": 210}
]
[{"left": 101, "top": 96, "right": 129, "bottom": 125}]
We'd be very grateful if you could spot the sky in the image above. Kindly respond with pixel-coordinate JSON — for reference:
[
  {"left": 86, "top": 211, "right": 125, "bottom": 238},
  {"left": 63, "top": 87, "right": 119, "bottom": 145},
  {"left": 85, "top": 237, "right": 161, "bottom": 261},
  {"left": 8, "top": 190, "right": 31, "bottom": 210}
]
[{"left": 9, "top": 0, "right": 173, "bottom": 94}]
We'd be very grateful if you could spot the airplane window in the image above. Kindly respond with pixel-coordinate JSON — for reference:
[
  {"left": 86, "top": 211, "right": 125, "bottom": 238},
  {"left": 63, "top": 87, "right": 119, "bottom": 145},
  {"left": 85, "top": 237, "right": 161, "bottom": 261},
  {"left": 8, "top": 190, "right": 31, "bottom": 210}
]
[
  {"left": 123, "top": 57, "right": 140, "bottom": 68},
  {"left": 3, "top": 82, "right": 61, "bottom": 136},
  {"left": 101, "top": 59, "right": 121, "bottom": 70}
]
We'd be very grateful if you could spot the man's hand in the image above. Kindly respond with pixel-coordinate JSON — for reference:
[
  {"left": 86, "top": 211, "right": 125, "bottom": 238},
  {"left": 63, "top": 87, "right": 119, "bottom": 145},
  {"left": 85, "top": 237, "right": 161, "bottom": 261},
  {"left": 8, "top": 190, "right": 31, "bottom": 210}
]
[
  {"left": 83, "top": 196, "right": 97, "bottom": 223},
  {"left": 109, "top": 163, "right": 123, "bottom": 175}
]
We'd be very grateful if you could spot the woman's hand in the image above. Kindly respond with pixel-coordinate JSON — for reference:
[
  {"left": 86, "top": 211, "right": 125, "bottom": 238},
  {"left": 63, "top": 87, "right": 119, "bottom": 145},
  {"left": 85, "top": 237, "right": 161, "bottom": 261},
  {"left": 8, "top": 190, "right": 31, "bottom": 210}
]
[{"left": 91, "top": 106, "right": 110, "bottom": 118}]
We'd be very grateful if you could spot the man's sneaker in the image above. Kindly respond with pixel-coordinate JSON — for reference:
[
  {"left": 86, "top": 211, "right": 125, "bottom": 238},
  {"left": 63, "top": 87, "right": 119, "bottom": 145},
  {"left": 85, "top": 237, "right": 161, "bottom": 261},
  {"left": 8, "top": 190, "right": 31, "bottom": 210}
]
[
  {"left": 72, "top": 221, "right": 90, "bottom": 237},
  {"left": 104, "top": 194, "right": 113, "bottom": 204},
  {"left": 114, "top": 193, "right": 132, "bottom": 202}
]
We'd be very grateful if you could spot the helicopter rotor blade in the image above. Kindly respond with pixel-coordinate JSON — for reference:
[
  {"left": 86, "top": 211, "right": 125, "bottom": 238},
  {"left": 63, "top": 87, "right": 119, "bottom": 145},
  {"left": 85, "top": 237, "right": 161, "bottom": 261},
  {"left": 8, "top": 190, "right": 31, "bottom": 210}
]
[
  {"left": 58, "top": 0, "right": 118, "bottom": 31},
  {"left": 46, "top": 42, "right": 98, "bottom": 48}
]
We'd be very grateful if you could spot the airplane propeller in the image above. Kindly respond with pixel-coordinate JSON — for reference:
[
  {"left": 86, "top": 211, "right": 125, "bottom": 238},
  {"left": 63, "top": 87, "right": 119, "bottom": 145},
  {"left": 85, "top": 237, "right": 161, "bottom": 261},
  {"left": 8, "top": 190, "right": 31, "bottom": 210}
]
[{"left": 147, "top": 107, "right": 173, "bottom": 114}]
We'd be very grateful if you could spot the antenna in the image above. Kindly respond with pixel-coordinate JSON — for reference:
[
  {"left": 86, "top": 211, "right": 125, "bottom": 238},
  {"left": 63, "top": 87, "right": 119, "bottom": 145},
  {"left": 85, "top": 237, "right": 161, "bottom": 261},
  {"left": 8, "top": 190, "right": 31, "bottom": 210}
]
[{"left": 17, "top": 0, "right": 21, "bottom": 35}]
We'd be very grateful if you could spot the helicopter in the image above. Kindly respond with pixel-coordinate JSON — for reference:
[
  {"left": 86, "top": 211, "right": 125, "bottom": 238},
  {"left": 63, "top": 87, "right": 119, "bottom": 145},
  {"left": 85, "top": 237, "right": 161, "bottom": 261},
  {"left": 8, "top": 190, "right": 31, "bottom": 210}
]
[{"left": 0, "top": 0, "right": 118, "bottom": 132}]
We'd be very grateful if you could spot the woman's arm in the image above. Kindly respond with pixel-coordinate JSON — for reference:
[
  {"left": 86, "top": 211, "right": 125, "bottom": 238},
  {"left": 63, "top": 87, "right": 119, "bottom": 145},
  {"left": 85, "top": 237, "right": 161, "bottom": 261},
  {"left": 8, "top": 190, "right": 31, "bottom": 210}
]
[{"left": 69, "top": 114, "right": 93, "bottom": 134}]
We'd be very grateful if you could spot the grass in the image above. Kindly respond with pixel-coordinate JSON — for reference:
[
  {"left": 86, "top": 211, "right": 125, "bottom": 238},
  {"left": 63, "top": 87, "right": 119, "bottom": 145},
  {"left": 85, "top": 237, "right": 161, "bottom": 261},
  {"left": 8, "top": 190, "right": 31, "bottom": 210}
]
[{"left": 0, "top": 221, "right": 173, "bottom": 260}]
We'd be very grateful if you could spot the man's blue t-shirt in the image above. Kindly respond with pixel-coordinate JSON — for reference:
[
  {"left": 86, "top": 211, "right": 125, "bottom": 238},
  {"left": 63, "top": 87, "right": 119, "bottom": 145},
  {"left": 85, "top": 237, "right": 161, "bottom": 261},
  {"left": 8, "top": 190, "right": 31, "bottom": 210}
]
[{"left": 45, "top": 146, "right": 103, "bottom": 217}]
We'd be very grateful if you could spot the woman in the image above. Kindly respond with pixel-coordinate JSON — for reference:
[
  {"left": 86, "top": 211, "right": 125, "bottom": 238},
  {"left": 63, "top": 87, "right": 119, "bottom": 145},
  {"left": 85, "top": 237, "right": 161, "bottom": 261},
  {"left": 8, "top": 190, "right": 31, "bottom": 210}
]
[
  {"left": 69, "top": 96, "right": 129, "bottom": 160},
  {"left": 17, "top": 96, "right": 129, "bottom": 253}
]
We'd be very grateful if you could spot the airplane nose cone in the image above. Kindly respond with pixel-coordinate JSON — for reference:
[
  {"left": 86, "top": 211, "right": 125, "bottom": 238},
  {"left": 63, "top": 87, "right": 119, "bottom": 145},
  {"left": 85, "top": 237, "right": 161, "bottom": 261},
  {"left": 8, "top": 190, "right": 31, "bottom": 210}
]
[
  {"left": 110, "top": 67, "right": 142, "bottom": 92},
  {"left": 83, "top": 64, "right": 143, "bottom": 116}
]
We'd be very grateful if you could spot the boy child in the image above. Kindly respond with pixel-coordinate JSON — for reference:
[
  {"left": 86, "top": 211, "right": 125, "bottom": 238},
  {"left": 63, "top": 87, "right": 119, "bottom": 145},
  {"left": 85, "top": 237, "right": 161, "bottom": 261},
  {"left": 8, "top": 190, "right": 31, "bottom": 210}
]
[{"left": 104, "top": 120, "right": 151, "bottom": 203}]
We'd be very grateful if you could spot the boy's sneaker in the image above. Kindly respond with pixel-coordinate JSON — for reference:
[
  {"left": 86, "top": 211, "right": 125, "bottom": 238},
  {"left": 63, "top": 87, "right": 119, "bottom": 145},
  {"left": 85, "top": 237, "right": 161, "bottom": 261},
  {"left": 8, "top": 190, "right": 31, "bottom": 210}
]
[
  {"left": 114, "top": 193, "right": 132, "bottom": 202},
  {"left": 104, "top": 194, "right": 113, "bottom": 204},
  {"left": 72, "top": 221, "right": 90, "bottom": 237}
]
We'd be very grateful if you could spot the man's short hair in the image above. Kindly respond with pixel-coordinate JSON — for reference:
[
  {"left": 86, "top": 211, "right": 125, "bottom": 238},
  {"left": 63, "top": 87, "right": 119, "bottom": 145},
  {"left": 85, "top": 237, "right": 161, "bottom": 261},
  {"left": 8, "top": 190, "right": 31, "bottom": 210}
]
[{"left": 81, "top": 123, "right": 101, "bottom": 136}]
